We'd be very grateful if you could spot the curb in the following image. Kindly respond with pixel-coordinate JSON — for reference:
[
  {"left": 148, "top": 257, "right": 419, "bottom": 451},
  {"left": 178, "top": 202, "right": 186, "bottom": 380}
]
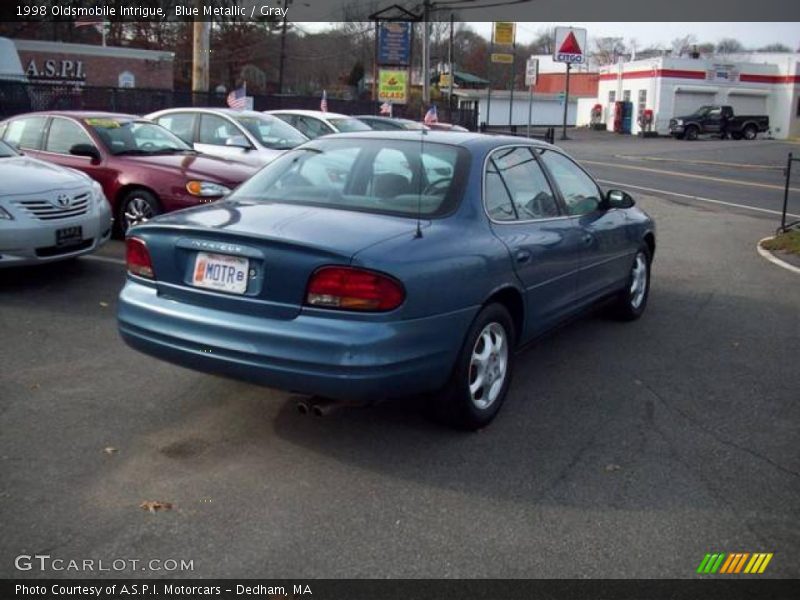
[{"left": 757, "top": 237, "right": 800, "bottom": 275}]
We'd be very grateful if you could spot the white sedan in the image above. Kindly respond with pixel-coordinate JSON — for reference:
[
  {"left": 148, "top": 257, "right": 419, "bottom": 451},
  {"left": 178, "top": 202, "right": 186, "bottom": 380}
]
[
  {"left": 0, "top": 140, "right": 112, "bottom": 267},
  {"left": 265, "top": 109, "right": 371, "bottom": 139}
]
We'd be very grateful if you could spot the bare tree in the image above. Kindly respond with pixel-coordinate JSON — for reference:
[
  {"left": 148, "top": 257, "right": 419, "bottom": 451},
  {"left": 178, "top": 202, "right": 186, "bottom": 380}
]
[
  {"left": 716, "top": 38, "right": 745, "bottom": 54},
  {"left": 757, "top": 43, "right": 791, "bottom": 52},
  {"left": 592, "top": 37, "right": 626, "bottom": 65},
  {"left": 671, "top": 35, "right": 697, "bottom": 57}
]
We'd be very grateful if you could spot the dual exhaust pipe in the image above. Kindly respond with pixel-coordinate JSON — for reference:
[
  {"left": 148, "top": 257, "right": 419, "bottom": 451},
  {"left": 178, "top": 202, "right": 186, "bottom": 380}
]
[
  {"left": 296, "top": 397, "right": 340, "bottom": 417},
  {"left": 295, "top": 396, "right": 369, "bottom": 417}
]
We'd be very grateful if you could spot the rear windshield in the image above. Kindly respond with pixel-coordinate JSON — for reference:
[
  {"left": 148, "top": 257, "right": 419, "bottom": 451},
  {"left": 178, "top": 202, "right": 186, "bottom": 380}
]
[
  {"left": 229, "top": 138, "right": 470, "bottom": 218},
  {"left": 327, "top": 117, "right": 371, "bottom": 133}
]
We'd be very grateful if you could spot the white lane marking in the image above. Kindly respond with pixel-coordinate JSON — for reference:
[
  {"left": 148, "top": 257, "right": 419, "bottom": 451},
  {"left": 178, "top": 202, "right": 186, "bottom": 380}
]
[
  {"left": 584, "top": 159, "right": 799, "bottom": 193},
  {"left": 613, "top": 154, "right": 783, "bottom": 171},
  {"left": 596, "top": 179, "right": 800, "bottom": 219},
  {"left": 82, "top": 255, "right": 126, "bottom": 266},
  {"left": 756, "top": 237, "right": 800, "bottom": 275}
]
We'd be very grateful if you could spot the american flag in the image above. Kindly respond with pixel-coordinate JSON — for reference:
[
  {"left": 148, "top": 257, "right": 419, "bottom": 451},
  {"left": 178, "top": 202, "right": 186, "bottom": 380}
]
[
  {"left": 227, "top": 85, "right": 247, "bottom": 110},
  {"left": 424, "top": 104, "right": 438, "bottom": 124},
  {"left": 379, "top": 102, "right": 392, "bottom": 116},
  {"left": 320, "top": 90, "right": 328, "bottom": 112}
]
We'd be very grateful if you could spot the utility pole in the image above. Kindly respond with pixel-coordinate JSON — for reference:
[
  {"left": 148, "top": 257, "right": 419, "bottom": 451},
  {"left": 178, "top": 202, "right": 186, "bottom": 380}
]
[
  {"left": 277, "top": 0, "right": 292, "bottom": 94},
  {"left": 192, "top": 1, "right": 210, "bottom": 101},
  {"left": 447, "top": 13, "right": 454, "bottom": 120},
  {"left": 508, "top": 40, "right": 515, "bottom": 129},
  {"left": 422, "top": 0, "right": 431, "bottom": 105}
]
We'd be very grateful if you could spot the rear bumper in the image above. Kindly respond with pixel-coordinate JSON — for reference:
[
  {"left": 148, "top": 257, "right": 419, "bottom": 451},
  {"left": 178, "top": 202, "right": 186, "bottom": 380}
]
[{"left": 117, "top": 280, "right": 478, "bottom": 401}]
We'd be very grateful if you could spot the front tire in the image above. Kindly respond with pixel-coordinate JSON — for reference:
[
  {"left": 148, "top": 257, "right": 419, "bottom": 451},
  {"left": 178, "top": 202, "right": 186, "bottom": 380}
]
[
  {"left": 118, "top": 189, "right": 161, "bottom": 236},
  {"left": 685, "top": 126, "right": 699, "bottom": 141},
  {"left": 612, "top": 246, "right": 651, "bottom": 321},
  {"left": 433, "top": 303, "right": 516, "bottom": 430}
]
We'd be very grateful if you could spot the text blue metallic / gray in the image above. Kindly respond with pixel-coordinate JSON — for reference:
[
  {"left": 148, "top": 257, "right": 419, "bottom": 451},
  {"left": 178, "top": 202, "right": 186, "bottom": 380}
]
[{"left": 117, "top": 131, "right": 655, "bottom": 429}]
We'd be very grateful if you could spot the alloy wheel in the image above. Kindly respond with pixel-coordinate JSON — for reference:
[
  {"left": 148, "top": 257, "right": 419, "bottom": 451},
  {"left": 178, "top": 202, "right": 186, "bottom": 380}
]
[
  {"left": 630, "top": 251, "right": 648, "bottom": 309},
  {"left": 468, "top": 322, "right": 509, "bottom": 410}
]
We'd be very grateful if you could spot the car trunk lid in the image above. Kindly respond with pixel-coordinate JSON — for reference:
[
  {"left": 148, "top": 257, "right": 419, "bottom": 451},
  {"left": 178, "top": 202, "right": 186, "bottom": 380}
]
[{"left": 133, "top": 200, "right": 420, "bottom": 319}]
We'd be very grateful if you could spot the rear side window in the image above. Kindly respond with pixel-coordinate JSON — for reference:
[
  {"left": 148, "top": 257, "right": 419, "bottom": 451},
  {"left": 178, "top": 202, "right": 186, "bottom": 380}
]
[
  {"left": 198, "top": 114, "right": 239, "bottom": 145},
  {"left": 4, "top": 116, "right": 47, "bottom": 150},
  {"left": 45, "top": 118, "right": 94, "bottom": 154},
  {"left": 484, "top": 147, "right": 560, "bottom": 221},
  {"left": 156, "top": 113, "right": 196, "bottom": 144}
]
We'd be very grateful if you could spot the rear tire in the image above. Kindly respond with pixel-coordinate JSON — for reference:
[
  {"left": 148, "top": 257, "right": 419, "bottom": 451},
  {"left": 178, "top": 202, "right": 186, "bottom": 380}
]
[
  {"left": 432, "top": 303, "right": 516, "bottom": 430},
  {"left": 743, "top": 125, "right": 757, "bottom": 140},
  {"left": 117, "top": 189, "right": 161, "bottom": 236},
  {"left": 685, "top": 126, "right": 699, "bottom": 141},
  {"left": 611, "top": 246, "right": 652, "bottom": 321}
]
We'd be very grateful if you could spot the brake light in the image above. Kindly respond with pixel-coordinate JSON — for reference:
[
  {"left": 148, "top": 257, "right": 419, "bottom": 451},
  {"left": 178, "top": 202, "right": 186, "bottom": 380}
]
[
  {"left": 306, "top": 266, "right": 404, "bottom": 311},
  {"left": 126, "top": 237, "right": 155, "bottom": 279}
]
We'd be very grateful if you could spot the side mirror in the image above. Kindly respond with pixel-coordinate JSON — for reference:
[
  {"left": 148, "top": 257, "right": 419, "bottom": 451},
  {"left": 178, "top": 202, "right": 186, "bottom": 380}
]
[
  {"left": 70, "top": 143, "right": 101, "bottom": 162},
  {"left": 225, "top": 135, "right": 251, "bottom": 149},
  {"left": 603, "top": 189, "right": 635, "bottom": 209}
]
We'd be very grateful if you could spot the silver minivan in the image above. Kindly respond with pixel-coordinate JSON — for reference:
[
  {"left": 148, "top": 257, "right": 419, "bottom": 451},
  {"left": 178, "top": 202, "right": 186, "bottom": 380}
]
[{"left": 146, "top": 108, "right": 308, "bottom": 168}]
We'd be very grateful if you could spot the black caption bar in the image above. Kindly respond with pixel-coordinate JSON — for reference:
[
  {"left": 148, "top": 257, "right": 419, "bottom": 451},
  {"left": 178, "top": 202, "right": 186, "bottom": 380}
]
[
  {"left": 4, "top": 579, "right": 800, "bottom": 600},
  {"left": 1, "top": 0, "right": 799, "bottom": 22}
]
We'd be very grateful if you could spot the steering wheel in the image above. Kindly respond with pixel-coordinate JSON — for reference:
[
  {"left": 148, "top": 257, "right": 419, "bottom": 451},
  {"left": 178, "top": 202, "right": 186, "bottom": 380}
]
[
  {"left": 139, "top": 142, "right": 157, "bottom": 152},
  {"left": 423, "top": 178, "right": 451, "bottom": 195}
]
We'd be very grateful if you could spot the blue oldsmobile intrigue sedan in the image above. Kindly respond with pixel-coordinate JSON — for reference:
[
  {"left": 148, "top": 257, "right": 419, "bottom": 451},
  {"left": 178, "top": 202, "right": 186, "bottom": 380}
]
[{"left": 117, "top": 132, "right": 655, "bottom": 429}]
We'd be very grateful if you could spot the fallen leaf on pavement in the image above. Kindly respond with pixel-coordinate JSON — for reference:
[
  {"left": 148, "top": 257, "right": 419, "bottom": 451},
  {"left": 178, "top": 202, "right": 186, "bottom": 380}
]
[
  {"left": 103, "top": 447, "right": 118, "bottom": 455},
  {"left": 140, "top": 500, "right": 173, "bottom": 513},
  {"left": 99, "top": 301, "right": 109, "bottom": 308},
  {"left": 604, "top": 463, "right": 621, "bottom": 472}
]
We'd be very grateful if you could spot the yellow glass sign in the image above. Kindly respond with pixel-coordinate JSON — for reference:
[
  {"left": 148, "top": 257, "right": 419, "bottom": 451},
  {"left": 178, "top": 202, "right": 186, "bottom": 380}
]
[
  {"left": 378, "top": 68, "right": 408, "bottom": 104},
  {"left": 493, "top": 22, "right": 515, "bottom": 46},
  {"left": 491, "top": 53, "right": 514, "bottom": 64}
]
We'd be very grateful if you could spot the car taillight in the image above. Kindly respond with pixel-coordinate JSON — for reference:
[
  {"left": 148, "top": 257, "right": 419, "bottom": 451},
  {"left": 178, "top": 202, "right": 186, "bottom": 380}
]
[
  {"left": 126, "top": 237, "right": 155, "bottom": 279},
  {"left": 306, "top": 266, "right": 404, "bottom": 311}
]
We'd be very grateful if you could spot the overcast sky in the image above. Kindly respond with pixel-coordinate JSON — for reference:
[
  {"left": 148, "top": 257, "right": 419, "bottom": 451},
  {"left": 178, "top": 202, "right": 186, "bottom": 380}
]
[{"left": 301, "top": 22, "right": 800, "bottom": 51}]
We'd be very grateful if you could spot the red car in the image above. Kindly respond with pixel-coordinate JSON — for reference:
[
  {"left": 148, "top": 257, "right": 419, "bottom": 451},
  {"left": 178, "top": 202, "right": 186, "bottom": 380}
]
[{"left": 0, "top": 111, "right": 258, "bottom": 234}]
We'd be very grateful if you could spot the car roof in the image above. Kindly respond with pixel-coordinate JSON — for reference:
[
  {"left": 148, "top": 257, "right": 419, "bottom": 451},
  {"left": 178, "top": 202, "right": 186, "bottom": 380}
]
[
  {"left": 265, "top": 109, "right": 353, "bottom": 119},
  {"left": 147, "top": 107, "right": 274, "bottom": 119},
  {"left": 8, "top": 110, "right": 139, "bottom": 121},
  {"left": 317, "top": 130, "right": 555, "bottom": 150}
]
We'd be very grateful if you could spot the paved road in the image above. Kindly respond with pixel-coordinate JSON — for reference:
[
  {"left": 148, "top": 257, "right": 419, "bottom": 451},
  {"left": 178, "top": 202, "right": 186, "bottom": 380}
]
[
  {"left": 559, "top": 131, "right": 800, "bottom": 222},
  {"left": 1, "top": 193, "right": 798, "bottom": 579}
]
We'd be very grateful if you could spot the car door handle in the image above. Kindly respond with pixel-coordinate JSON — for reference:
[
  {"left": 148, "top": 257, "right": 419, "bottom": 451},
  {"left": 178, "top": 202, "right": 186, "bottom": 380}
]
[{"left": 515, "top": 249, "right": 532, "bottom": 263}]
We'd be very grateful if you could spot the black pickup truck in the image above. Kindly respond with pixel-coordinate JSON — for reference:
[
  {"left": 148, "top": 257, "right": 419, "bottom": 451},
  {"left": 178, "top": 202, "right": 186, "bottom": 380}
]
[{"left": 669, "top": 105, "right": 769, "bottom": 141}]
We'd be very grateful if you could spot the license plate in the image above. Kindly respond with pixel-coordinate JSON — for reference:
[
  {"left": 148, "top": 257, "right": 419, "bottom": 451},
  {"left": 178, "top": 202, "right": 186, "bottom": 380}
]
[
  {"left": 192, "top": 252, "right": 249, "bottom": 295},
  {"left": 56, "top": 226, "right": 82, "bottom": 247}
]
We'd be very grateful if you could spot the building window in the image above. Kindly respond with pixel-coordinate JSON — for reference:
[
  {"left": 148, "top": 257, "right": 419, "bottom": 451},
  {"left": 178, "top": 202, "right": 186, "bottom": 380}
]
[
  {"left": 623, "top": 90, "right": 631, "bottom": 102},
  {"left": 118, "top": 71, "right": 135, "bottom": 88},
  {"left": 608, "top": 91, "right": 616, "bottom": 104},
  {"left": 638, "top": 89, "right": 647, "bottom": 120}
]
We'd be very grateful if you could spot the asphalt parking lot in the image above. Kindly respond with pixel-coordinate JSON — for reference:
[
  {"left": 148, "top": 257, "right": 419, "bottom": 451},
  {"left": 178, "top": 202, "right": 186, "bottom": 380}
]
[{"left": 1, "top": 133, "right": 799, "bottom": 579}]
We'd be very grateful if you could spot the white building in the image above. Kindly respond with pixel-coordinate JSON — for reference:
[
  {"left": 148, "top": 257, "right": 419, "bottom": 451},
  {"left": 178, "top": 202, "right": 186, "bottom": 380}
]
[
  {"left": 596, "top": 54, "right": 800, "bottom": 138},
  {"left": 453, "top": 89, "right": 577, "bottom": 128}
]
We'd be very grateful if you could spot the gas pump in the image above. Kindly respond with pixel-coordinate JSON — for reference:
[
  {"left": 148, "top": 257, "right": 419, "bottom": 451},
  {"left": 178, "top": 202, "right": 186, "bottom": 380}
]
[
  {"left": 638, "top": 109, "right": 657, "bottom": 137},
  {"left": 590, "top": 103, "right": 604, "bottom": 130},
  {"left": 638, "top": 109, "right": 654, "bottom": 132}
]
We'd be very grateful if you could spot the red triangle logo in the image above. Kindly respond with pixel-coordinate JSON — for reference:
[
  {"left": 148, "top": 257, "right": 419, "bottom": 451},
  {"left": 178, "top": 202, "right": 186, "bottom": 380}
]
[{"left": 558, "top": 31, "right": 582, "bottom": 55}]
